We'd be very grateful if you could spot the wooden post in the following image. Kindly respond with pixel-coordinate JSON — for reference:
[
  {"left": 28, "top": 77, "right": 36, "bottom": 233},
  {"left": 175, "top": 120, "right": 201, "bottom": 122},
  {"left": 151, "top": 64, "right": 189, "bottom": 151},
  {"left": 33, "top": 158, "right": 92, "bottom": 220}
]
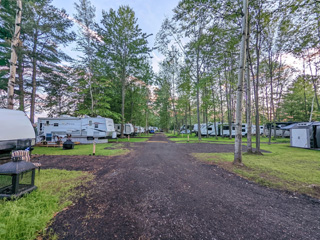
[
  {"left": 93, "top": 141, "right": 96, "bottom": 156},
  {"left": 187, "top": 135, "right": 189, "bottom": 143},
  {"left": 128, "top": 135, "right": 130, "bottom": 141}
]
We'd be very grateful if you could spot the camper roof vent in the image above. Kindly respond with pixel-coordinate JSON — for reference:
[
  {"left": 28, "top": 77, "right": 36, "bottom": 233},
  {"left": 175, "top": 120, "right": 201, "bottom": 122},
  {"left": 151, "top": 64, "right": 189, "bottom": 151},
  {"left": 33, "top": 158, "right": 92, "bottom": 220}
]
[{"left": 60, "top": 115, "right": 71, "bottom": 118}]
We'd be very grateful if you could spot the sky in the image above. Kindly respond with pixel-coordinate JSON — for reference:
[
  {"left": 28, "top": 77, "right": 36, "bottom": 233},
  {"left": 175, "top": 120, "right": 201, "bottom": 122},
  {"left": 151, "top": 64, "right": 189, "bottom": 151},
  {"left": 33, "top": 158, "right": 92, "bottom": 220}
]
[{"left": 51, "top": 0, "right": 181, "bottom": 72}]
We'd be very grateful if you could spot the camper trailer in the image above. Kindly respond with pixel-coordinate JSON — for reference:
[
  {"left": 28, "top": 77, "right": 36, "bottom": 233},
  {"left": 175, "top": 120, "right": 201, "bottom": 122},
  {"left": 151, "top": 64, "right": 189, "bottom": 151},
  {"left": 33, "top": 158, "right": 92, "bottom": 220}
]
[
  {"left": 105, "top": 118, "right": 116, "bottom": 138},
  {"left": 37, "top": 116, "right": 115, "bottom": 144},
  {"left": 0, "top": 109, "right": 35, "bottom": 159},
  {"left": 288, "top": 122, "right": 320, "bottom": 149},
  {"left": 264, "top": 122, "right": 293, "bottom": 137},
  {"left": 201, "top": 122, "right": 221, "bottom": 136},
  {"left": 135, "top": 126, "right": 145, "bottom": 134},
  {"left": 180, "top": 125, "right": 193, "bottom": 134},
  {"left": 221, "top": 123, "right": 248, "bottom": 137},
  {"left": 115, "top": 123, "right": 135, "bottom": 136},
  {"left": 193, "top": 123, "right": 208, "bottom": 136}
]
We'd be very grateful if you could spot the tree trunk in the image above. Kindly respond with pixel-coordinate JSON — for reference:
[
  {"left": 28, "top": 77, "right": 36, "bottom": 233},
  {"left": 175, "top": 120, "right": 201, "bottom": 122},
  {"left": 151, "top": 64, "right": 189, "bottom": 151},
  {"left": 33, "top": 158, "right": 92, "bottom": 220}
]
[
  {"left": 211, "top": 83, "right": 218, "bottom": 140},
  {"left": 121, "top": 75, "right": 125, "bottom": 138},
  {"left": 234, "top": 0, "right": 248, "bottom": 164},
  {"left": 30, "top": 33, "right": 38, "bottom": 124},
  {"left": 253, "top": 12, "right": 262, "bottom": 154},
  {"left": 7, "top": 0, "right": 22, "bottom": 109},
  {"left": 246, "top": 36, "right": 252, "bottom": 153},
  {"left": 196, "top": 39, "right": 201, "bottom": 141},
  {"left": 308, "top": 50, "right": 320, "bottom": 110},
  {"left": 17, "top": 49, "right": 24, "bottom": 111},
  {"left": 218, "top": 72, "right": 224, "bottom": 137}
]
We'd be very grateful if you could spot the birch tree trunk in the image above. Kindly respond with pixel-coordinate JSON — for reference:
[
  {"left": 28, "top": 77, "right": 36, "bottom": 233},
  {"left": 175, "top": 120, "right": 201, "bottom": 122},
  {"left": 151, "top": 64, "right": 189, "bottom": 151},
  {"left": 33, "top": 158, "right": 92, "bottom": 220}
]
[
  {"left": 30, "top": 32, "right": 38, "bottom": 124},
  {"left": 121, "top": 69, "right": 126, "bottom": 138},
  {"left": 17, "top": 51, "right": 24, "bottom": 111},
  {"left": 246, "top": 39, "right": 253, "bottom": 153},
  {"left": 7, "top": 0, "right": 22, "bottom": 109},
  {"left": 219, "top": 72, "right": 224, "bottom": 136},
  {"left": 234, "top": 0, "right": 248, "bottom": 164}
]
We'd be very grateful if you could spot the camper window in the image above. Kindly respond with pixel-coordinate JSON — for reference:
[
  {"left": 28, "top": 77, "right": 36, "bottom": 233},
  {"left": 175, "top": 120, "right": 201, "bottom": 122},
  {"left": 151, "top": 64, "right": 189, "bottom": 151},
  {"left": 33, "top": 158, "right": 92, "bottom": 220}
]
[
  {"left": 54, "top": 123, "right": 59, "bottom": 127},
  {"left": 46, "top": 121, "right": 49, "bottom": 125},
  {"left": 40, "top": 123, "right": 43, "bottom": 131},
  {"left": 95, "top": 123, "right": 98, "bottom": 128}
]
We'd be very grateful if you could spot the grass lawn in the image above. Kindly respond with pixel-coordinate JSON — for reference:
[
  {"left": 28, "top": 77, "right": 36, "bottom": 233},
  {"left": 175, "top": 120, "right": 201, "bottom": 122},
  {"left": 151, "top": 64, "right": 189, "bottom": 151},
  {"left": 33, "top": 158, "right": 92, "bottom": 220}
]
[
  {"left": 0, "top": 169, "right": 93, "bottom": 240},
  {"left": 193, "top": 143, "right": 320, "bottom": 198},
  {"left": 33, "top": 143, "right": 129, "bottom": 156},
  {"left": 165, "top": 132, "right": 290, "bottom": 144}
]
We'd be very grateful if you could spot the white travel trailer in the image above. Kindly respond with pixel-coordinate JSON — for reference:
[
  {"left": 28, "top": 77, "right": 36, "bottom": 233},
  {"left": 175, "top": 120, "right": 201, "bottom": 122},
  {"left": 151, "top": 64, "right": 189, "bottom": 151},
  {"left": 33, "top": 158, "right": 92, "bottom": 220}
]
[
  {"left": 221, "top": 123, "right": 248, "bottom": 137},
  {"left": 37, "top": 116, "right": 115, "bottom": 144},
  {"left": 251, "top": 125, "right": 264, "bottom": 135},
  {"left": 200, "top": 122, "right": 221, "bottom": 136},
  {"left": 264, "top": 122, "right": 292, "bottom": 137},
  {"left": 115, "top": 123, "right": 135, "bottom": 136},
  {"left": 105, "top": 118, "right": 116, "bottom": 138},
  {"left": 180, "top": 125, "right": 193, "bottom": 134},
  {"left": 193, "top": 123, "right": 208, "bottom": 135},
  {"left": 0, "top": 109, "right": 36, "bottom": 154},
  {"left": 135, "top": 126, "right": 145, "bottom": 134}
]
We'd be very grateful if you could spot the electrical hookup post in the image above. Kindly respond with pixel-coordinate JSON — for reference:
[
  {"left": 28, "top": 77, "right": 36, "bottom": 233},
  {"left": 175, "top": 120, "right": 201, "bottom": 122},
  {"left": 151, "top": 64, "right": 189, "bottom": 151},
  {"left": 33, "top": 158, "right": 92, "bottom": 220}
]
[{"left": 93, "top": 141, "right": 96, "bottom": 156}]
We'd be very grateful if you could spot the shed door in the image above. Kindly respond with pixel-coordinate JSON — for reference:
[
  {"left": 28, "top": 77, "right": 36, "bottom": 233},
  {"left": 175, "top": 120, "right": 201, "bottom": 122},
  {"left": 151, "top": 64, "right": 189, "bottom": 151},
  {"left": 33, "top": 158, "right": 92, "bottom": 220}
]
[
  {"left": 291, "top": 129, "right": 308, "bottom": 148},
  {"left": 316, "top": 126, "right": 320, "bottom": 148}
]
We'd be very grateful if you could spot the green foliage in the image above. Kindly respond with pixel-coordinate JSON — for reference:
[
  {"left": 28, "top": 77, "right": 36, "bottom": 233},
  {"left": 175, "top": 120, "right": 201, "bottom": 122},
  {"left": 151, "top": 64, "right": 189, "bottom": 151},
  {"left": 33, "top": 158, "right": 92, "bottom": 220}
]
[
  {"left": 0, "top": 169, "right": 93, "bottom": 240},
  {"left": 280, "top": 75, "right": 316, "bottom": 121}
]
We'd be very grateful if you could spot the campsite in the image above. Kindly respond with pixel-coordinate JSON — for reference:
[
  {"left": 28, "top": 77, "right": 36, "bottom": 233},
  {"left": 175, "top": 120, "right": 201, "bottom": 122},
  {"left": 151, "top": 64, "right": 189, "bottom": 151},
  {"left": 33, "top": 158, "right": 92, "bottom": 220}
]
[{"left": 1, "top": 0, "right": 320, "bottom": 239}]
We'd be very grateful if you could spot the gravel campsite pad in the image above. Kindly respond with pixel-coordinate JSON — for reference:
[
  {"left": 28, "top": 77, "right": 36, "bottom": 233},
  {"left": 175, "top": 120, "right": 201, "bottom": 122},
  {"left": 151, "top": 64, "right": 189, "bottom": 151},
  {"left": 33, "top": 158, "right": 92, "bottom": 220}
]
[{"left": 36, "top": 134, "right": 320, "bottom": 239}]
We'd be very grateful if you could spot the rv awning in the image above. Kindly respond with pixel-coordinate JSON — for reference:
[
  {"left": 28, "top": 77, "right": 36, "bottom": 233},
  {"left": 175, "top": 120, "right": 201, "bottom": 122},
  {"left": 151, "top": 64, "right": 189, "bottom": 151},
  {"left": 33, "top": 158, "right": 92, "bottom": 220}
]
[{"left": 280, "top": 123, "right": 298, "bottom": 130}]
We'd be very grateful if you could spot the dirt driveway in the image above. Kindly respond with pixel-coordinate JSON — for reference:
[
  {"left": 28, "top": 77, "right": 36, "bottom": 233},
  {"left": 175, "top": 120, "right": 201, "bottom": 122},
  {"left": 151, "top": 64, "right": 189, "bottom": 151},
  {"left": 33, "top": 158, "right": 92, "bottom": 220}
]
[{"left": 38, "top": 133, "right": 320, "bottom": 240}]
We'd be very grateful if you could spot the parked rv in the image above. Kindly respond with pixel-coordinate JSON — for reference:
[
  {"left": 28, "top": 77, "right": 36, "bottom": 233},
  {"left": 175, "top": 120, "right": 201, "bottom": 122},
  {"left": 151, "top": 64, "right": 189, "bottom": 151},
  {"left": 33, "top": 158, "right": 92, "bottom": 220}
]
[
  {"left": 201, "top": 122, "right": 221, "bottom": 136},
  {"left": 0, "top": 109, "right": 36, "bottom": 152},
  {"left": 135, "top": 126, "right": 145, "bottom": 134},
  {"left": 115, "top": 123, "right": 135, "bottom": 136},
  {"left": 180, "top": 125, "right": 193, "bottom": 134},
  {"left": 220, "top": 123, "right": 248, "bottom": 137},
  {"left": 264, "top": 122, "right": 293, "bottom": 137},
  {"left": 193, "top": 123, "right": 208, "bottom": 136},
  {"left": 105, "top": 118, "right": 116, "bottom": 138},
  {"left": 37, "top": 115, "right": 115, "bottom": 144}
]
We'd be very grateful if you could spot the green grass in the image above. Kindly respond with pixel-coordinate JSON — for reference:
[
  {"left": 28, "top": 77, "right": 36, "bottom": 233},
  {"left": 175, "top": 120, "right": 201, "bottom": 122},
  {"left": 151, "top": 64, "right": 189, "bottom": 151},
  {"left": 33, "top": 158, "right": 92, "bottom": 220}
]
[
  {"left": 33, "top": 143, "right": 129, "bottom": 156},
  {"left": 165, "top": 132, "right": 289, "bottom": 144},
  {"left": 193, "top": 143, "right": 320, "bottom": 197},
  {"left": 0, "top": 169, "right": 93, "bottom": 240}
]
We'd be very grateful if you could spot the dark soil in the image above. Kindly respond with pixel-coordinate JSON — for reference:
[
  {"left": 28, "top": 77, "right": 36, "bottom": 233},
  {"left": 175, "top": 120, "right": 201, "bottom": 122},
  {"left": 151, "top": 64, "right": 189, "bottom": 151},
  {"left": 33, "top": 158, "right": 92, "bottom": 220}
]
[{"left": 37, "top": 133, "right": 320, "bottom": 240}]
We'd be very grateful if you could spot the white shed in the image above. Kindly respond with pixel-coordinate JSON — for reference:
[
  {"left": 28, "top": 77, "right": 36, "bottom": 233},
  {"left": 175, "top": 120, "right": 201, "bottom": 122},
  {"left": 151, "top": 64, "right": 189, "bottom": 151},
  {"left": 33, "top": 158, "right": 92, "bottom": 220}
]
[{"left": 288, "top": 122, "right": 320, "bottom": 149}]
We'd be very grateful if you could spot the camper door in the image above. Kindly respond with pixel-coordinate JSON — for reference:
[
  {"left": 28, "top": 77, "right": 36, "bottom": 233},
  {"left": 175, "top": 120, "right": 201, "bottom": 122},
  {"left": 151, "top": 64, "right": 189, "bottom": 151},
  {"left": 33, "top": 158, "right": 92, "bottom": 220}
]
[{"left": 86, "top": 120, "right": 94, "bottom": 137}]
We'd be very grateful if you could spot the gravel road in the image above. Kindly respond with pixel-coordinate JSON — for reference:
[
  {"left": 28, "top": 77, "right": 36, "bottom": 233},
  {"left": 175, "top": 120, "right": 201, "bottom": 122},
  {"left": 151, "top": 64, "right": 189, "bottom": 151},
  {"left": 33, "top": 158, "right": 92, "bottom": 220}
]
[{"left": 39, "top": 133, "right": 320, "bottom": 240}]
